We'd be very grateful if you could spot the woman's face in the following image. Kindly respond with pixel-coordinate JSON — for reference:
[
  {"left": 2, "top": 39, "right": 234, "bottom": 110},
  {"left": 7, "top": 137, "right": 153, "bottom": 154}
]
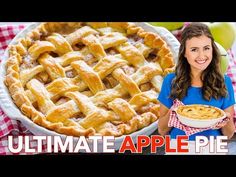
[{"left": 184, "top": 35, "right": 213, "bottom": 72}]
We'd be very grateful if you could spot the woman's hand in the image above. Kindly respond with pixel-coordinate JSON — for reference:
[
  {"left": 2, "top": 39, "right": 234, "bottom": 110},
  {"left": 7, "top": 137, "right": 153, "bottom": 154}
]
[
  {"left": 212, "top": 112, "right": 231, "bottom": 129},
  {"left": 212, "top": 106, "right": 235, "bottom": 139}
]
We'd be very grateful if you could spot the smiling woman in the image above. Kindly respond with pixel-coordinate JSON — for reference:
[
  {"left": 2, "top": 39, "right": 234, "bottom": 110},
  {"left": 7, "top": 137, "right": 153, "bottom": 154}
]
[
  {"left": 157, "top": 23, "right": 236, "bottom": 154},
  {"left": 184, "top": 35, "right": 213, "bottom": 74}
]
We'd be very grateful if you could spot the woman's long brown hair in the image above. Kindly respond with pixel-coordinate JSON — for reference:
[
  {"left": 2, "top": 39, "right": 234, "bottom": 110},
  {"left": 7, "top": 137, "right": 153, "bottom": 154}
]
[{"left": 170, "top": 22, "right": 227, "bottom": 101}]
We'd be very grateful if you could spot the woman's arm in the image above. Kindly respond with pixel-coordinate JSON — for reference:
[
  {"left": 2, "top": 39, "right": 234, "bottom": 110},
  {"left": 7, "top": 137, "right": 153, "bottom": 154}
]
[
  {"left": 221, "top": 105, "right": 235, "bottom": 139},
  {"left": 157, "top": 103, "right": 172, "bottom": 136}
]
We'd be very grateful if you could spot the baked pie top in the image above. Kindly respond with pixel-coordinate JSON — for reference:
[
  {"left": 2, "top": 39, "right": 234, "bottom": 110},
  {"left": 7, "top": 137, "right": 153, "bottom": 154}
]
[
  {"left": 176, "top": 105, "right": 225, "bottom": 120},
  {"left": 5, "top": 22, "right": 175, "bottom": 137}
]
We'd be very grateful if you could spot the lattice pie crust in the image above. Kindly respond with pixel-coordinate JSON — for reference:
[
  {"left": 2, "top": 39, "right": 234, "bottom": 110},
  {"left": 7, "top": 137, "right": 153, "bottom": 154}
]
[
  {"left": 177, "top": 105, "right": 225, "bottom": 120},
  {"left": 5, "top": 22, "right": 175, "bottom": 137}
]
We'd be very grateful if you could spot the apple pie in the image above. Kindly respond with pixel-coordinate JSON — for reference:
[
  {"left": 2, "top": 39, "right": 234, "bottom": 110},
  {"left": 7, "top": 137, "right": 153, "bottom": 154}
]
[
  {"left": 176, "top": 104, "right": 225, "bottom": 120},
  {"left": 4, "top": 22, "right": 175, "bottom": 137}
]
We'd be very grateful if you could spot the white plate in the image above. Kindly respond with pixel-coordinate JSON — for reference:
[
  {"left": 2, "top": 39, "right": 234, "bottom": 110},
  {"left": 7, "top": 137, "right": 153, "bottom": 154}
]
[{"left": 0, "top": 22, "right": 180, "bottom": 151}]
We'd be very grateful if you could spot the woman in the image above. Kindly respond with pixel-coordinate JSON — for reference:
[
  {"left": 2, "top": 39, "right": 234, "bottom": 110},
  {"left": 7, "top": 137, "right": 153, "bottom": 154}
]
[{"left": 157, "top": 23, "right": 235, "bottom": 154}]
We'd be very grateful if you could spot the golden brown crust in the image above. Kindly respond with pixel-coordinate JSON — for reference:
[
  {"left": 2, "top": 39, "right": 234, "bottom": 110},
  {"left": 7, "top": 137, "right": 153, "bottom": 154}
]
[
  {"left": 177, "top": 105, "right": 225, "bottom": 120},
  {"left": 5, "top": 22, "right": 176, "bottom": 137}
]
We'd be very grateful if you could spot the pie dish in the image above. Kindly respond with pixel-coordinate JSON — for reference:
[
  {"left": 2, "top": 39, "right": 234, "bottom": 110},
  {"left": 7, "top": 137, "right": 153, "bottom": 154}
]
[
  {"left": 0, "top": 22, "right": 179, "bottom": 139},
  {"left": 176, "top": 104, "right": 226, "bottom": 128},
  {"left": 177, "top": 104, "right": 225, "bottom": 120}
]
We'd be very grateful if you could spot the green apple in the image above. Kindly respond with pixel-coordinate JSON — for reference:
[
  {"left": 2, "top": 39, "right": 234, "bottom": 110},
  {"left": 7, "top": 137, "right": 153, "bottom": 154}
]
[
  {"left": 149, "top": 22, "right": 184, "bottom": 31},
  {"left": 207, "top": 22, "right": 236, "bottom": 50},
  {"left": 215, "top": 42, "right": 230, "bottom": 74}
]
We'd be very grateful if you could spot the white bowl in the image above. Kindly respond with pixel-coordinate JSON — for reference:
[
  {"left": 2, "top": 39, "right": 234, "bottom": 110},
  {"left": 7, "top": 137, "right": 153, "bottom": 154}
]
[
  {"left": 176, "top": 105, "right": 226, "bottom": 128},
  {"left": 0, "top": 22, "right": 180, "bottom": 151}
]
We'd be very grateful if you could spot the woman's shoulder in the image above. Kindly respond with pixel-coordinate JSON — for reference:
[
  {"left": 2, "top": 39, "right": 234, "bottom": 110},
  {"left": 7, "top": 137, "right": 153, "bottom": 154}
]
[
  {"left": 164, "top": 73, "right": 176, "bottom": 81},
  {"left": 162, "top": 73, "right": 176, "bottom": 86},
  {"left": 224, "top": 74, "right": 233, "bottom": 85}
]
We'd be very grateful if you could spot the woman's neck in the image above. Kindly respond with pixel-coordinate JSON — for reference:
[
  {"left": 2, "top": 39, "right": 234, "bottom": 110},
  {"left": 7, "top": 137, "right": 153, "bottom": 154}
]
[{"left": 191, "top": 70, "right": 203, "bottom": 87}]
